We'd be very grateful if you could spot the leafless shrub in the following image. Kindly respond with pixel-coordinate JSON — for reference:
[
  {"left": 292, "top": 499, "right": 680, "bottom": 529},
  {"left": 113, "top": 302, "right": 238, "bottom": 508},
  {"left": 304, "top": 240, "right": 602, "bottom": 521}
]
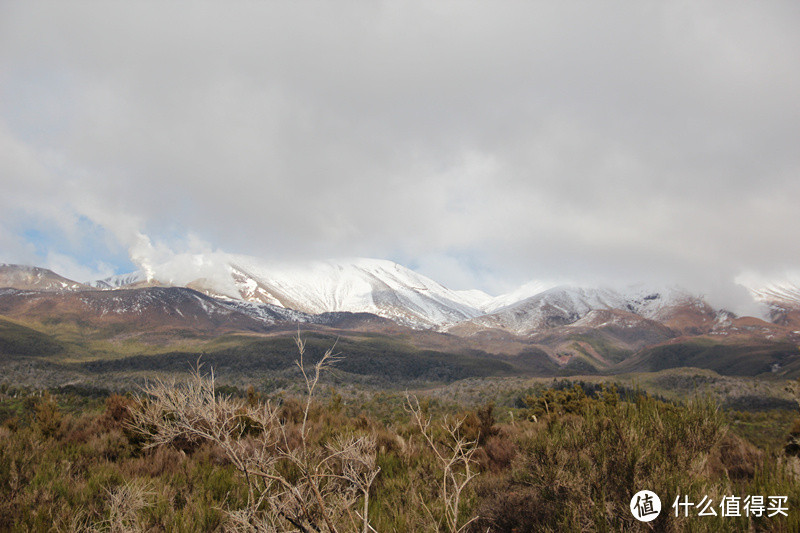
[
  {"left": 106, "top": 481, "right": 153, "bottom": 532},
  {"left": 129, "top": 336, "right": 380, "bottom": 533},
  {"left": 80, "top": 480, "right": 154, "bottom": 533},
  {"left": 405, "top": 394, "right": 479, "bottom": 533}
]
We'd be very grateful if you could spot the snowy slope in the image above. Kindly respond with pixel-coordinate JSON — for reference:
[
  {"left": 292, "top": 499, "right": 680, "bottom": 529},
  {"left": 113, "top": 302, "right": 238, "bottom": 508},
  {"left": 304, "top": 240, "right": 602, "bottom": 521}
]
[
  {"left": 452, "top": 284, "right": 700, "bottom": 334},
  {"left": 0, "top": 284, "right": 310, "bottom": 331},
  {"left": 226, "top": 256, "right": 491, "bottom": 328},
  {"left": 92, "top": 254, "right": 490, "bottom": 329},
  {"left": 614, "top": 284, "right": 700, "bottom": 321},
  {"left": 452, "top": 289, "right": 495, "bottom": 310},
  {"left": 737, "top": 278, "right": 800, "bottom": 329},
  {"left": 484, "top": 280, "right": 559, "bottom": 313},
  {"left": 90, "top": 271, "right": 149, "bottom": 289},
  {"left": 745, "top": 280, "right": 800, "bottom": 308}
]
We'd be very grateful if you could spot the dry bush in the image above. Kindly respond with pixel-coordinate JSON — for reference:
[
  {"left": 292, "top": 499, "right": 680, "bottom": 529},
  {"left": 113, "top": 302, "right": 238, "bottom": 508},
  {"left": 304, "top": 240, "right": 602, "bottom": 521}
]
[
  {"left": 481, "top": 433, "right": 516, "bottom": 473},
  {"left": 375, "top": 427, "right": 405, "bottom": 455},
  {"left": 405, "top": 394, "right": 480, "bottom": 533},
  {"left": 707, "top": 431, "right": 763, "bottom": 480},
  {"left": 56, "top": 480, "right": 154, "bottom": 533},
  {"left": 98, "top": 394, "right": 134, "bottom": 431},
  {"left": 61, "top": 412, "right": 96, "bottom": 445},
  {"left": 33, "top": 392, "right": 62, "bottom": 438},
  {"left": 124, "top": 445, "right": 186, "bottom": 479},
  {"left": 94, "top": 480, "right": 154, "bottom": 533},
  {"left": 129, "top": 337, "right": 381, "bottom": 533}
]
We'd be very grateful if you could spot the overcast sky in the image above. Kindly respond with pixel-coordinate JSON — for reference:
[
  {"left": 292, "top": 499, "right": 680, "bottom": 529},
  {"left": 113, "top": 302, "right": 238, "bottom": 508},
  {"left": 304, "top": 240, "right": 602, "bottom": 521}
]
[{"left": 1, "top": 2, "right": 799, "bottom": 303}]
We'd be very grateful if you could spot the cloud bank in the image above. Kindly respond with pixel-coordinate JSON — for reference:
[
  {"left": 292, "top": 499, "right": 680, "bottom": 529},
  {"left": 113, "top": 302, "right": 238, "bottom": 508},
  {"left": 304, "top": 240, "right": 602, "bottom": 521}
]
[{"left": 1, "top": 2, "right": 799, "bottom": 302}]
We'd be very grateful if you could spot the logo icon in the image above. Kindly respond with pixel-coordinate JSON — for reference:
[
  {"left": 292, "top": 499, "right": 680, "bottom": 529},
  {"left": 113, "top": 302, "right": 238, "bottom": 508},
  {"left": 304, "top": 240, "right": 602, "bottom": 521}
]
[{"left": 630, "top": 490, "right": 661, "bottom": 522}]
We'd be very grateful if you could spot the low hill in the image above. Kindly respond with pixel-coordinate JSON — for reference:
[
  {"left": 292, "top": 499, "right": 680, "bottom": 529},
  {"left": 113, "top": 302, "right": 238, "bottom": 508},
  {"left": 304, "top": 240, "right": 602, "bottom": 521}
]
[{"left": 617, "top": 338, "right": 800, "bottom": 377}]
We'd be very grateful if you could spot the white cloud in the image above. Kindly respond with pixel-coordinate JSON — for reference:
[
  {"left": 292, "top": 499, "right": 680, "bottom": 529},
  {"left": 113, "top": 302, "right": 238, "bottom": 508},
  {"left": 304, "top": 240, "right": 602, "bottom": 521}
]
[
  {"left": 0, "top": 1, "right": 799, "bottom": 297},
  {"left": 43, "top": 252, "right": 116, "bottom": 284}
]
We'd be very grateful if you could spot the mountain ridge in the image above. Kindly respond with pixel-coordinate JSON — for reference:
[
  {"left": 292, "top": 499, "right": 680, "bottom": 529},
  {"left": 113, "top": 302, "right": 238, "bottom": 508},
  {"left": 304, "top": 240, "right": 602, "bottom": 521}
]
[
  {"left": 2, "top": 258, "right": 799, "bottom": 335},
  {"left": 2, "top": 260, "right": 800, "bottom": 380}
]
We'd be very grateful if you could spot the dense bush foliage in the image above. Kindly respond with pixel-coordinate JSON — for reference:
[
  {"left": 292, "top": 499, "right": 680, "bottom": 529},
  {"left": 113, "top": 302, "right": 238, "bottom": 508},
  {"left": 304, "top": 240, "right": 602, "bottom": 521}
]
[
  {"left": 473, "top": 391, "right": 800, "bottom": 532},
  {"left": 1, "top": 375, "right": 799, "bottom": 531}
]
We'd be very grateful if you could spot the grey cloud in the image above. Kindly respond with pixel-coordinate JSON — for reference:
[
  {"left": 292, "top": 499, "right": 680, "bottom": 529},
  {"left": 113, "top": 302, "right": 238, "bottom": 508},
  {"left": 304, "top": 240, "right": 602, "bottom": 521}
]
[{"left": 1, "top": 1, "right": 799, "bottom": 299}]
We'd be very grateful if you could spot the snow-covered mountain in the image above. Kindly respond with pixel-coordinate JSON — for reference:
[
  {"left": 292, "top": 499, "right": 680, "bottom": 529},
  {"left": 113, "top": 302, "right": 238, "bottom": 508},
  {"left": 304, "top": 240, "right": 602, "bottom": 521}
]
[
  {"left": 75, "top": 255, "right": 800, "bottom": 334},
  {"left": 746, "top": 280, "right": 800, "bottom": 308},
  {"left": 91, "top": 254, "right": 492, "bottom": 329},
  {"left": 448, "top": 284, "right": 712, "bottom": 335}
]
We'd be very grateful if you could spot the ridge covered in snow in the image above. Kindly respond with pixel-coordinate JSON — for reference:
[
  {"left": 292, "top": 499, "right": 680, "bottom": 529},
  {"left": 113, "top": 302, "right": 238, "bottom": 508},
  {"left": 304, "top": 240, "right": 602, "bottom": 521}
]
[
  {"left": 745, "top": 281, "right": 800, "bottom": 308},
  {"left": 451, "top": 284, "right": 706, "bottom": 335},
  {"left": 483, "top": 280, "right": 560, "bottom": 313},
  {"left": 90, "top": 254, "right": 495, "bottom": 329},
  {"left": 76, "top": 254, "right": 800, "bottom": 333},
  {"left": 90, "top": 271, "right": 149, "bottom": 289}
]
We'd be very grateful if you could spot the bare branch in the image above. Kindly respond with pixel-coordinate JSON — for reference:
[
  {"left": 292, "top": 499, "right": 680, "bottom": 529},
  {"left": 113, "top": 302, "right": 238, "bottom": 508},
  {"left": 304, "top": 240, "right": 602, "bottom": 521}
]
[
  {"left": 129, "top": 342, "right": 378, "bottom": 533},
  {"left": 406, "top": 393, "right": 480, "bottom": 533}
]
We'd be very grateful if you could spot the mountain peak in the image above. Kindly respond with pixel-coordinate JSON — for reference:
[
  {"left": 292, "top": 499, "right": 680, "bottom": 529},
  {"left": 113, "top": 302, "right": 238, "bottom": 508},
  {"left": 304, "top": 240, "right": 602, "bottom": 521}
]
[
  {"left": 90, "top": 254, "right": 489, "bottom": 329},
  {"left": 79, "top": 254, "right": 800, "bottom": 333},
  {"left": 0, "top": 264, "right": 91, "bottom": 292}
]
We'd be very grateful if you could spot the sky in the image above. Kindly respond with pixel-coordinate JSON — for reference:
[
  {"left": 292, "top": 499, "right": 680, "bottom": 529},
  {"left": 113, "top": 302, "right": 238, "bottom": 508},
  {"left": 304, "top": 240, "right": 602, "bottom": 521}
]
[{"left": 1, "top": 2, "right": 799, "bottom": 307}]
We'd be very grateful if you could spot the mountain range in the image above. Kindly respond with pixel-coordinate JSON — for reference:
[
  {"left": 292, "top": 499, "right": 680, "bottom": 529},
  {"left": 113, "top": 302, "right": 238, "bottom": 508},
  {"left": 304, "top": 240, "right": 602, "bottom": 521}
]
[
  {"left": 2, "top": 256, "right": 800, "bottom": 381},
  {"left": 69, "top": 253, "right": 800, "bottom": 333}
]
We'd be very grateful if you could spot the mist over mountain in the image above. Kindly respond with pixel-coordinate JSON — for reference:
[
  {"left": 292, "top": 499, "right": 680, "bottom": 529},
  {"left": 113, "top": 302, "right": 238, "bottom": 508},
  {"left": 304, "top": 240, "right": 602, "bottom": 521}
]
[
  {"left": 3, "top": 3, "right": 800, "bottom": 313},
  {"left": 55, "top": 253, "right": 800, "bottom": 333},
  {"left": 4, "top": 253, "right": 796, "bottom": 332},
  {"left": 0, "top": 264, "right": 93, "bottom": 292},
  {"left": 3, "top": 256, "right": 800, "bottom": 382}
]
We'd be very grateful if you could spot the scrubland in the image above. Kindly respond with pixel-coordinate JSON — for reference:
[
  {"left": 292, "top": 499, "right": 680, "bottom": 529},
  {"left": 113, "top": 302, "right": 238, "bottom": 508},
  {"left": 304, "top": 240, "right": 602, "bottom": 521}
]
[{"left": 1, "top": 353, "right": 799, "bottom": 532}]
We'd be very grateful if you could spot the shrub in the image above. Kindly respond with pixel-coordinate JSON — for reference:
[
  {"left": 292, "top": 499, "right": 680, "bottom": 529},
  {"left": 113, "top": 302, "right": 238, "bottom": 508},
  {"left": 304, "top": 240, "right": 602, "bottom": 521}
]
[
  {"left": 472, "top": 392, "right": 800, "bottom": 532},
  {"left": 129, "top": 337, "right": 381, "bottom": 532}
]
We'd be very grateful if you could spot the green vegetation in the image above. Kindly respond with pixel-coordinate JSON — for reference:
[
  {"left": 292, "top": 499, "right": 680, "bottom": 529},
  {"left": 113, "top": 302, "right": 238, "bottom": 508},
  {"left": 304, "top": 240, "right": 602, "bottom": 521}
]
[
  {"left": 620, "top": 339, "right": 800, "bottom": 377},
  {"left": 475, "top": 391, "right": 799, "bottom": 532},
  {"left": 74, "top": 334, "right": 515, "bottom": 388},
  {"left": 2, "top": 365, "right": 800, "bottom": 531},
  {"left": 0, "top": 326, "right": 524, "bottom": 391},
  {"left": 569, "top": 332, "right": 632, "bottom": 365},
  {"left": 0, "top": 318, "right": 64, "bottom": 357}
]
